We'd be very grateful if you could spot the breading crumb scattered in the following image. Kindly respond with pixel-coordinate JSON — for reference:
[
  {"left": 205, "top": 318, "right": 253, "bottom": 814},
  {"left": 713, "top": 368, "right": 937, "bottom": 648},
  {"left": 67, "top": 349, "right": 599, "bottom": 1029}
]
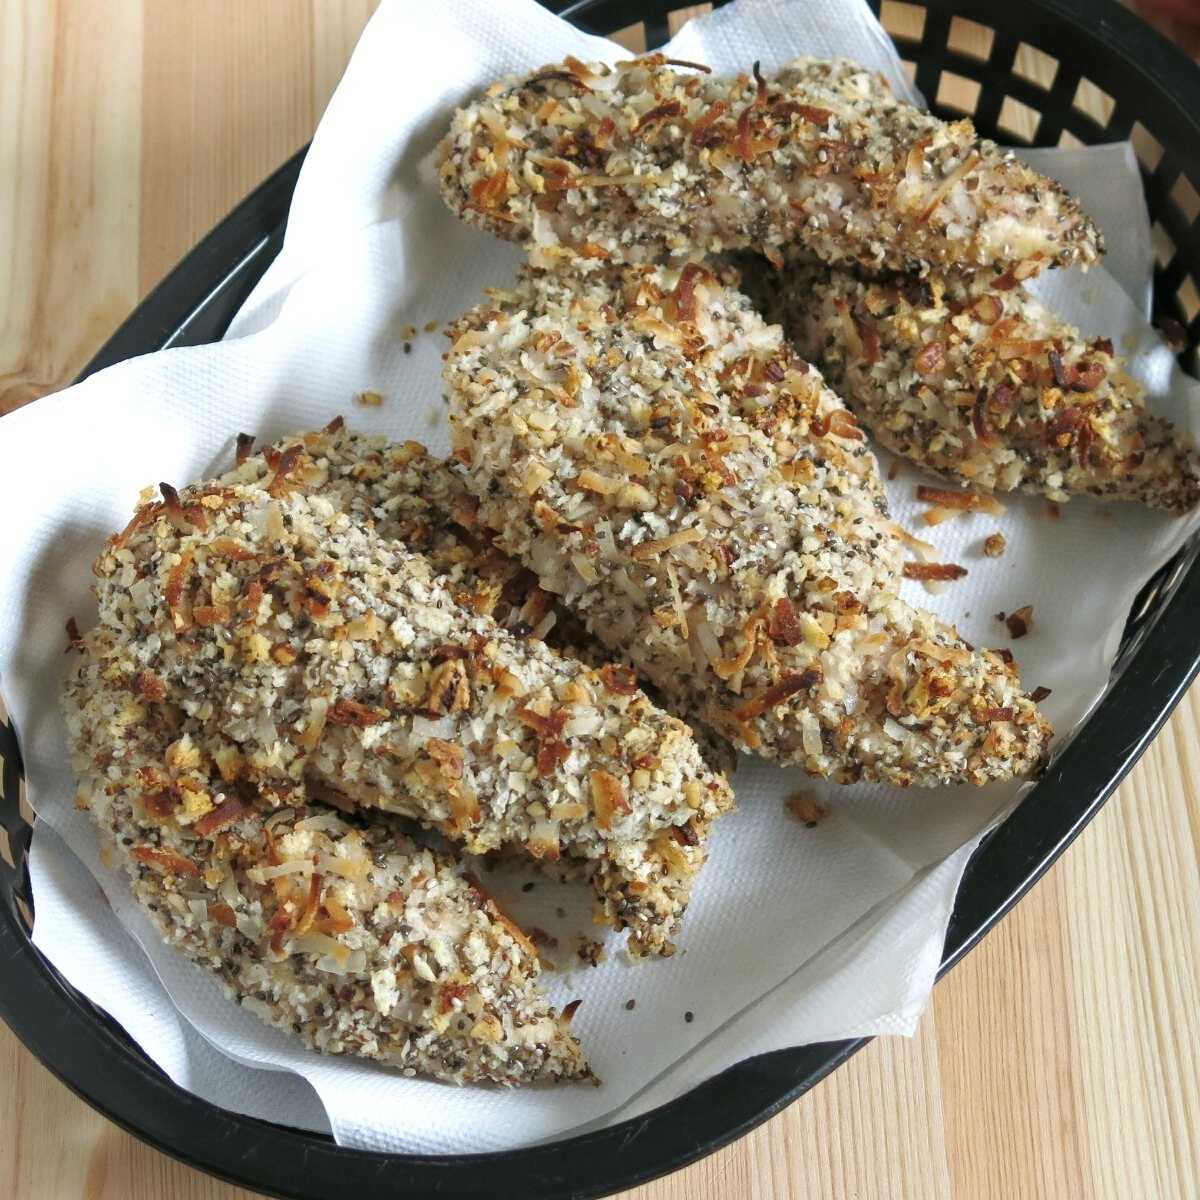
[
  {"left": 786, "top": 791, "right": 829, "bottom": 827},
  {"left": 983, "top": 532, "right": 1007, "bottom": 558},
  {"left": 576, "top": 937, "right": 606, "bottom": 968},
  {"left": 356, "top": 390, "right": 384, "bottom": 407},
  {"left": 1004, "top": 605, "right": 1035, "bottom": 639},
  {"left": 903, "top": 561, "right": 968, "bottom": 582},
  {"left": 65, "top": 616, "right": 85, "bottom": 653}
]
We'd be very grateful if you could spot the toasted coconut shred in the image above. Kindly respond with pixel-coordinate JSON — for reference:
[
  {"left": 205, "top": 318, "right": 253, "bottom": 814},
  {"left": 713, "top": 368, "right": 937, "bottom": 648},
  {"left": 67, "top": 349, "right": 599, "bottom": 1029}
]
[
  {"left": 438, "top": 54, "right": 1101, "bottom": 278},
  {"left": 444, "top": 263, "right": 1052, "bottom": 787},
  {"left": 742, "top": 261, "right": 1200, "bottom": 515}
]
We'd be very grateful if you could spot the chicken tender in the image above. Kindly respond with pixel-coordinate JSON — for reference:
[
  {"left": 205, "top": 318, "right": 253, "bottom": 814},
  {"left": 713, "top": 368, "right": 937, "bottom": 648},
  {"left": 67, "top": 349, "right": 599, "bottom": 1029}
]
[
  {"left": 63, "top": 627, "right": 588, "bottom": 1085},
  {"left": 438, "top": 53, "right": 1101, "bottom": 278},
  {"left": 222, "top": 424, "right": 589, "bottom": 655},
  {"left": 444, "top": 263, "right": 1052, "bottom": 787},
  {"left": 743, "top": 261, "right": 1200, "bottom": 514},
  {"left": 88, "top": 479, "right": 733, "bottom": 955},
  {"left": 220, "top": 424, "right": 737, "bottom": 776}
]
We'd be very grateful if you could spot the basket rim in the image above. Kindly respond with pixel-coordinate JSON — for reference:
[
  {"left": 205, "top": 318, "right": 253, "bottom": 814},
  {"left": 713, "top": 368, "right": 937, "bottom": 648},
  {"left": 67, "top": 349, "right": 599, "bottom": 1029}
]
[{"left": 4, "top": 1, "right": 1200, "bottom": 1197}]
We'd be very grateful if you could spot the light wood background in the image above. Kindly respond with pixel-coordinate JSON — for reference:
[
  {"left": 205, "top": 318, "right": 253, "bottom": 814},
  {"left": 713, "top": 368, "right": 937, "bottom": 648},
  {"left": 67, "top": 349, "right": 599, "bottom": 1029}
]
[{"left": 2, "top": 2, "right": 1198, "bottom": 1197}]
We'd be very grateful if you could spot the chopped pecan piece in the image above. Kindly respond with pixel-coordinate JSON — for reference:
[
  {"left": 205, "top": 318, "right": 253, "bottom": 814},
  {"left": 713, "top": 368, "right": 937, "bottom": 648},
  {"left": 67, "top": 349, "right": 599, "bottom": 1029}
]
[
  {"left": 424, "top": 737, "right": 464, "bottom": 780},
  {"left": 131, "top": 669, "right": 166, "bottom": 703},
  {"left": 1004, "top": 605, "right": 1034, "bottom": 639},
  {"left": 65, "top": 616, "right": 85, "bottom": 654},
  {"left": 914, "top": 340, "right": 945, "bottom": 375},
  {"left": 598, "top": 664, "right": 639, "bottom": 695},
  {"left": 666, "top": 264, "right": 712, "bottom": 327},
  {"left": 979, "top": 706, "right": 1014, "bottom": 722},
  {"left": 971, "top": 294, "right": 1004, "bottom": 325},
  {"left": 194, "top": 796, "right": 250, "bottom": 838},
  {"left": 266, "top": 444, "right": 303, "bottom": 497},
  {"left": 767, "top": 597, "right": 804, "bottom": 646},
  {"left": 785, "top": 790, "right": 828, "bottom": 826},
  {"left": 425, "top": 658, "right": 471, "bottom": 716},
  {"left": 589, "top": 769, "right": 631, "bottom": 830},
  {"left": 670, "top": 821, "right": 699, "bottom": 847},
  {"left": 142, "top": 790, "right": 177, "bottom": 819},
  {"left": 328, "top": 698, "right": 390, "bottom": 727}
]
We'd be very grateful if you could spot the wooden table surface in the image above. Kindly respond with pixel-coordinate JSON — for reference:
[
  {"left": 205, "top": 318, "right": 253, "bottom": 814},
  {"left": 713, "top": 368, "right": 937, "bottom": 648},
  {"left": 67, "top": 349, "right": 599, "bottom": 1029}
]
[{"left": 2, "top": 3, "right": 1198, "bottom": 1197}]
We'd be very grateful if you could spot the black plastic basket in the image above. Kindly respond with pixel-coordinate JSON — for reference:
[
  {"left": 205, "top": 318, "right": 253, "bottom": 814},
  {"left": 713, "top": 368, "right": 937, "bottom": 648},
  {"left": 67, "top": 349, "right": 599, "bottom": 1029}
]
[{"left": 1, "top": 1, "right": 1198, "bottom": 1197}]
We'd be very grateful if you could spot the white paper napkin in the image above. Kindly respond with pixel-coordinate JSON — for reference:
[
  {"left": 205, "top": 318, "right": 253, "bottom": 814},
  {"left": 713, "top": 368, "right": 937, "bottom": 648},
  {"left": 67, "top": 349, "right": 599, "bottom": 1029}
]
[{"left": 5, "top": 0, "right": 1198, "bottom": 1155}]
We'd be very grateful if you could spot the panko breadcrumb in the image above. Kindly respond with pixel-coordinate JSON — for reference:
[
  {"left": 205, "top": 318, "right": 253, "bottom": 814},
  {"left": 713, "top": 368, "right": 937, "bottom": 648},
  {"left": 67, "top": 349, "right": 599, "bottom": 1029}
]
[
  {"left": 742, "top": 261, "right": 1200, "bottom": 514},
  {"left": 87, "top": 479, "right": 733, "bottom": 955},
  {"left": 444, "top": 263, "right": 1052, "bottom": 787},
  {"left": 437, "top": 53, "right": 1101, "bottom": 278},
  {"left": 62, "top": 627, "right": 588, "bottom": 1086}
]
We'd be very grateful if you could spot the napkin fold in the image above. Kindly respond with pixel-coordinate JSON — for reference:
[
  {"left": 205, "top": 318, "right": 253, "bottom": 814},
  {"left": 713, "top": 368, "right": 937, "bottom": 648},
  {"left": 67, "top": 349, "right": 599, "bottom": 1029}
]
[{"left": 5, "top": 0, "right": 1197, "bottom": 1154}]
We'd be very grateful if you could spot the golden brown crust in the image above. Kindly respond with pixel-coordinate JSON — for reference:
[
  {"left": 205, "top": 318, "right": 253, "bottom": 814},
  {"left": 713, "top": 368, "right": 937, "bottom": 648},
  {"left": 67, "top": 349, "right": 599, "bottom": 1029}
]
[
  {"left": 63, "top": 627, "right": 589, "bottom": 1086},
  {"left": 86, "top": 472, "right": 732, "bottom": 955},
  {"left": 444, "top": 263, "right": 1052, "bottom": 787},
  {"left": 219, "top": 426, "right": 738, "bottom": 778},
  {"left": 743, "top": 260, "right": 1200, "bottom": 514},
  {"left": 438, "top": 54, "right": 1101, "bottom": 277}
]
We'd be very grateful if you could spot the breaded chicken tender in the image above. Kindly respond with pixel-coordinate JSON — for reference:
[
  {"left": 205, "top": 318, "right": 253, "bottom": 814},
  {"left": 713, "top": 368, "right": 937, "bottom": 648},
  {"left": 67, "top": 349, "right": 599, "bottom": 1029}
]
[
  {"left": 63, "top": 627, "right": 589, "bottom": 1086},
  {"left": 87, "top": 479, "right": 733, "bottom": 955},
  {"left": 220, "top": 424, "right": 737, "bottom": 776},
  {"left": 222, "top": 424, "right": 590, "bottom": 655},
  {"left": 444, "top": 263, "right": 1052, "bottom": 787},
  {"left": 742, "top": 261, "right": 1200, "bottom": 514},
  {"left": 438, "top": 53, "right": 1101, "bottom": 278}
]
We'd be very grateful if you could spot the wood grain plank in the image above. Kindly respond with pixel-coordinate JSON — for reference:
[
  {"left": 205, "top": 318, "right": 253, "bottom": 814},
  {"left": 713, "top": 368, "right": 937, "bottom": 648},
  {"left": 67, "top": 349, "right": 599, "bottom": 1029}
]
[
  {"left": 310, "top": 1, "right": 380, "bottom": 119},
  {"left": 1104, "top": 696, "right": 1200, "bottom": 1198},
  {"left": 0, "top": 1018, "right": 258, "bottom": 1200},
  {"left": 0, "top": 0, "right": 143, "bottom": 413},
  {"left": 618, "top": 1022, "right": 952, "bottom": 1200},
  {"left": 1061, "top": 779, "right": 1179, "bottom": 1199},
  {"left": 935, "top": 848, "right": 1093, "bottom": 1199},
  {"left": 139, "top": 0, "right": 317, "bottom": 295}
]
